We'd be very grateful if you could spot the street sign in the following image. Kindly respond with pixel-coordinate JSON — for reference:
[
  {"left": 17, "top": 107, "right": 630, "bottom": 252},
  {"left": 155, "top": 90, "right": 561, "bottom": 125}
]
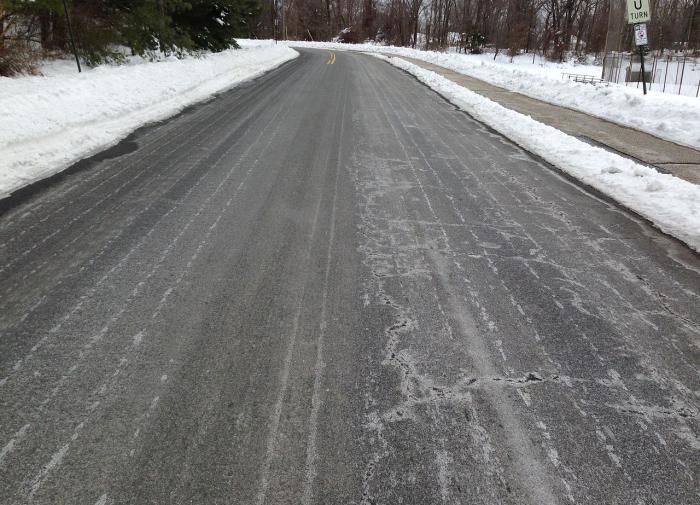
[
  {"left": 627, "top": 0, "right": 651, "bottom": 95},
  {"left": 626, "top": 0, "right": 651, "bottom": 24},
  {"left": 634, "top": 23, "right": 648, "bottom": 46}
]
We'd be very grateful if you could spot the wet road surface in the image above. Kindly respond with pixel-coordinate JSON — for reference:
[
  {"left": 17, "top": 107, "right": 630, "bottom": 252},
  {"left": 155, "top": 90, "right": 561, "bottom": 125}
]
[{"left": 1, "top": 48, "right": 699, "bottom": 504}]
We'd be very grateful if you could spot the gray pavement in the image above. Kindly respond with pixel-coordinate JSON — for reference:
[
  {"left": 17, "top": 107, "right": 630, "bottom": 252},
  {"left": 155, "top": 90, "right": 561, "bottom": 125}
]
[
  {"left": 393, "top": 55, "right": 700, "bottom": 184},
  {"left": 0, "top": 48, "right": 699, "bottom": 505}
]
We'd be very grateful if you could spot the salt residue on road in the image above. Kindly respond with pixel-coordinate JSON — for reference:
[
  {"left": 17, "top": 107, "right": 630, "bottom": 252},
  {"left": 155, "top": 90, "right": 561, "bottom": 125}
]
[
  {"left": 0, "top": 40, "right": 298, "bottom": 198},
  {"left": 286, "top": 41, "right": 700, "bottom": 151},
  {"left": 375, "top": 54, "right": 700, "bottom": 252}
]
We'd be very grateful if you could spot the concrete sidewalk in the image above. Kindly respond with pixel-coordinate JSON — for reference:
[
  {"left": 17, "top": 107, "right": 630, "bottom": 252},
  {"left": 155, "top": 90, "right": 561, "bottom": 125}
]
[{"left": 391, "top": 55, "right": 700, "bottom": 185}]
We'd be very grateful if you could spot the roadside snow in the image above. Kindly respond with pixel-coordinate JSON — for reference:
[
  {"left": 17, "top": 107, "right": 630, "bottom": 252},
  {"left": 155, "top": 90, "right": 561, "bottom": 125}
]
[
  {"left": 0, "top": 41, "right": 298, "bottom": 198},
  {"left": 374, "top": 54, "right": 700, "bottom": 252},
  {"left": 287, "top": 41, "right": 700, "bottom": 151}
]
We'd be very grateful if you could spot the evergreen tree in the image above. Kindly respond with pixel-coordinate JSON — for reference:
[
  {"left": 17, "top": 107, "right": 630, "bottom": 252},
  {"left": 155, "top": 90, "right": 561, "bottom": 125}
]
[
  {"left": 72, "top": 0, "right": 194, "bottom": 63},
  {"left": 172, "top": 0, "right": 261, "bottom": 52},
  {"left": 1, "top": 0, "right": 262, "bottom": 74}
]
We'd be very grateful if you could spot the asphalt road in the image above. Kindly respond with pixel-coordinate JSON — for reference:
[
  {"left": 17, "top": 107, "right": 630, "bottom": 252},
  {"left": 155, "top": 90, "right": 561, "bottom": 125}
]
[{"left": 1, "top": 48, "right": 699, "bottom": 505}]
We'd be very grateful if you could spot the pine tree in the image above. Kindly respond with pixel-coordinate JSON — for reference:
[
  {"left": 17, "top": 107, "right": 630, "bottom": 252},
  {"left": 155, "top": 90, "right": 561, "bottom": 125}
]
[
  {"left": 1, "top": 0, "right": 263, "bottom": 74},
  {"left": 172, "top": 0, "right": 261, "bottom": 52}
]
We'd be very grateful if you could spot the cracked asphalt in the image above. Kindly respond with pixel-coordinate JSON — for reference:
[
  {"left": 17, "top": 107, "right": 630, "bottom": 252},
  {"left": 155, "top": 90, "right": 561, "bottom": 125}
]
[{"left": 1, "top": 49, "right": 699, "bottom": 505}]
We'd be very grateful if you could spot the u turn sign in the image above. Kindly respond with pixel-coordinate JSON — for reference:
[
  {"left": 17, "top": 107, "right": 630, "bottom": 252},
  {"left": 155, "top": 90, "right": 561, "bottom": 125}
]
[{"left": 627, "top": 0, "right": 652, "bottom": 24}]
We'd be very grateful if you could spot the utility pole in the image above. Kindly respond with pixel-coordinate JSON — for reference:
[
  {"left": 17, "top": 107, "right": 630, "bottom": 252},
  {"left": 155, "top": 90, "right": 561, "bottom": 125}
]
[
  {"left": 61, "top": 0, "right": 81, "bottom": 73},
  {"left": 687, "top": 0, "right": 700, "bottom": 49}
]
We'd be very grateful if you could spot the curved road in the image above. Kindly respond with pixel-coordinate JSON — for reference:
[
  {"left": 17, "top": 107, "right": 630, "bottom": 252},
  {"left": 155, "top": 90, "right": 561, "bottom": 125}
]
[{"left": 1, "top": 49, "right": 699, "bottom": 505}]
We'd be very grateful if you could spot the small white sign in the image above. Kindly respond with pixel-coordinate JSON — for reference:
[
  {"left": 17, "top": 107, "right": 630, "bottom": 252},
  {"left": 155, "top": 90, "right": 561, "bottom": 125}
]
[
  {"left": 634, "top": 23, "right": 648, "bottom": 46},
  {"left": 627, "top": 0, "right": 651, "bottom": 24}
]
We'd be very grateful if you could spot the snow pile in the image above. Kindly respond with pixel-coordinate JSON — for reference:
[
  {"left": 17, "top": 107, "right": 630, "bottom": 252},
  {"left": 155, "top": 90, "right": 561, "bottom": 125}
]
[
  {"left": 287, "top": 41, "right": 700, "bottom": 151},
  {"left": 375, "top": 54, "right": 700, "bottom": 251},
  {"left": 0, "top": 40, "right": 298, "bottom": 198}
]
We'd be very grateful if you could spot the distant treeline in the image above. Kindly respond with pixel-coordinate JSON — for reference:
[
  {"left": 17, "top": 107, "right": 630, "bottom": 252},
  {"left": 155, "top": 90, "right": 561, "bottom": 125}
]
[
  {"left": 1, "top": 0, "right": 261, "bottom": 75},
  {"left": 263, "top": 0, "right": 700, "bottom": 59},
  {"left": 2, "top": 0, "right": 699, "bottom": 75}
]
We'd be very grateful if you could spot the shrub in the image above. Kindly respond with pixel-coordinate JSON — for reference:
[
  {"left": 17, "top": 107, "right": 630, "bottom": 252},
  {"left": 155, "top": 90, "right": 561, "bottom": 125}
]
[{"left": 0, "top": 42, "right": 40, "bottom": 76}]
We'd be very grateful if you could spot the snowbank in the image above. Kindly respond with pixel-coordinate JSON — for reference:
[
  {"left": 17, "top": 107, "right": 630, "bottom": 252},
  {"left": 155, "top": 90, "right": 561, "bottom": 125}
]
[
  {"left": 375, "top": 54, "right": 700, "bottom": 252},
  {"left": 287, "top": 41, "right": 700, "bottom": 151},
  {"left": 0, "top": 41, "right": 298, "bottom": 198}
]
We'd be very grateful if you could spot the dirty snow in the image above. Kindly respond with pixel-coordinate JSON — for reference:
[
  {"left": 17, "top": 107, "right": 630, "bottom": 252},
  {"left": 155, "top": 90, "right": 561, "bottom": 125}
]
[{"left": 0, "top": 40, "right": 298, "bottom": 198}]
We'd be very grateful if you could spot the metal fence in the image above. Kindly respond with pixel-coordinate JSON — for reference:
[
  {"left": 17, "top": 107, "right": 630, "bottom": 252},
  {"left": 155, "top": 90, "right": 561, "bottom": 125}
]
[{"left": 602, "top": 52, "right": 700, "bottom": 97}]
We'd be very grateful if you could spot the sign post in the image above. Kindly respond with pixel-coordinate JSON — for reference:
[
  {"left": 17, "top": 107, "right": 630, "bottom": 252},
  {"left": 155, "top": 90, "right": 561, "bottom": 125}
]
[
  {"left": 634, "top": 24, "right": 648, "bottom": 94},
  {"left": 626, "top": 0, "right": 651, "bottom": 95}
]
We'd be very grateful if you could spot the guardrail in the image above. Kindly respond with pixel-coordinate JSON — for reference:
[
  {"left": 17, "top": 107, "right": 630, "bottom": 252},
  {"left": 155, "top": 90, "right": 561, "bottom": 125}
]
[{"left": 561, "top": 73, "right": 605, "bottom": 84}]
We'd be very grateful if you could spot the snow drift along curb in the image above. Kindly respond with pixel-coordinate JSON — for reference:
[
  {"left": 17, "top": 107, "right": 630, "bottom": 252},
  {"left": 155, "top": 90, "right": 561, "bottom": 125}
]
[
  {"left": 375, "top": 54, "right": 700, "bottom": 252},
  {"left": 0, "top": 42, "right": 299, "bottom": 199}
]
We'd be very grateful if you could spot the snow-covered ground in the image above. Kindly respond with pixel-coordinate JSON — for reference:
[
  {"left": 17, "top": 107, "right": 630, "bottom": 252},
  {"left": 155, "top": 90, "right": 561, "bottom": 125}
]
[
  {"left": 374, "top": 54, "right": 700, "bottom": 252},
  {"left": 442, "top": 51, "right": 700, "bottom": 99},
  {"left": 286, "top": 41, "right": 700, "bottom": 151},
  {"left": 0, "top": 40, "right": 298, "bottom": 198}
]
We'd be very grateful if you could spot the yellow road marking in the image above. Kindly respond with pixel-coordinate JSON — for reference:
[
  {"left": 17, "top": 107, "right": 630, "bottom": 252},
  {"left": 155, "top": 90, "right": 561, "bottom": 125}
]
[{"left": 326, "top": 52, "right": 336, "bottom": 65}]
